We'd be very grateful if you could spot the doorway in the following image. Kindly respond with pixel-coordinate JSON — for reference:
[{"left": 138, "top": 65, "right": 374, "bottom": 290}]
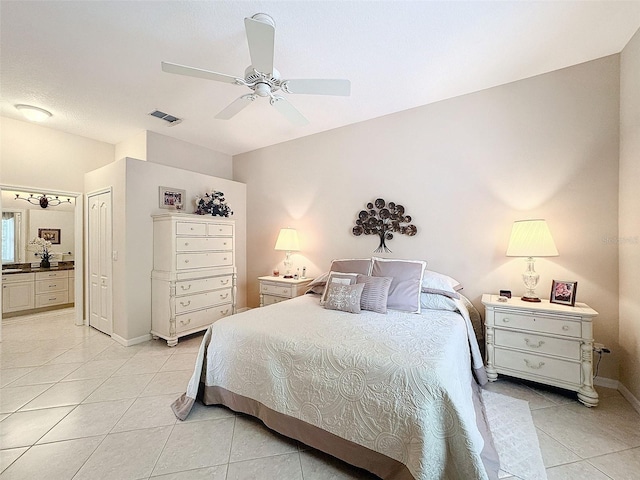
[{"left": 0, "top": 185, "right": 84, "bottom": 342}]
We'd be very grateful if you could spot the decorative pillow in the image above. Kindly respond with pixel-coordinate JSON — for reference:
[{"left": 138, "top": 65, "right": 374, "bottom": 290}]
[
  {"left": 371, "top": 257, "right": 426, "bottom": 313},
  {"left": 319, "top": 271, "right": 359, "bottom": 305},
  {"left": 356, "top": 275, "right": 392, "bottom": 314},
  {"left": 329, "top": 258, "right": 372, "bottom": 275},
  {"left": 421, "top": 270, "right": 462, "bottom": 299},
  {"left": 420, "top": 292, "right": 458, "bottom": 312},
  {"left": 323, "top": 283, "right": 365, "bottom": 314}
]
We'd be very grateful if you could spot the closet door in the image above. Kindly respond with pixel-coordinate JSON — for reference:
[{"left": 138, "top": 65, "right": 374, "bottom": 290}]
[{"left": 88, "top": 191, "right": 112, "bottom": 335}]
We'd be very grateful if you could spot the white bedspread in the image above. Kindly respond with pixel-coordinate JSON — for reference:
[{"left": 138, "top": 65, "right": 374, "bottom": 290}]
[{"left": 181, "top": 294, "right": 490, "bottom": 480}]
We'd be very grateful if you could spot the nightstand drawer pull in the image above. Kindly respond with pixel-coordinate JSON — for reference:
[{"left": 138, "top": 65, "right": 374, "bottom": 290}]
[
  {"left": 180, "top": 300, "right": 191, "bottom": 307},
  {"left": 562, "top": 325, "right": 570, "bottom": 331},
  {"left": 184, "top": 259, "right": 190, "bottom": 264},
  {"left": 180, "top": 284, "right": 192, "bottom": 291},
  {"left": 220, "top": 279, "right": 229, "bottom": 285},
  {"left": 524, "top": 338, "right": 545, "bottom": 349},
  {"left": 220, "top": 308, "right": 230, "bottom": 315},
  {"left": 524, "top": 359, "right": 545, "bottom": 370},
  {"left": 219, "top": 293, "right": 229, "bottom": 300},
  {"left": 180, "top": 318, "right": 191, "bottom": 326},
  {"left": 502, "top": 318, "right": 510, "bottom": 323}
]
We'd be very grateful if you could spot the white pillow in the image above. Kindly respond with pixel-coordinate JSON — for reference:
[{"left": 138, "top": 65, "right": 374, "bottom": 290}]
[
  {"left": 421, "top": 270, "right": 462, "bottom": 299},
  {"left": 420, "top": 292, "right": 458, "bottom": 311}
]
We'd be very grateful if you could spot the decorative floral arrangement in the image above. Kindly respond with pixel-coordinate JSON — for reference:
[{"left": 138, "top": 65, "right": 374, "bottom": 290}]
[
  {"left": 28, "top": 237, "right": 54, "bottom": 265},
  {"left": 195, "top": 190, "right": 233, "bottom": 217}
]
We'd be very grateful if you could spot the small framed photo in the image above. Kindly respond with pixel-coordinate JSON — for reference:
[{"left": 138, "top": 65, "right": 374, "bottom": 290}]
[
  {"left": 550, "top": 280, "right": 578, "bottom": 306},
  {"left": 159, "top": 186, "right": 186, "bottom": 209},
  {"left": 38, "top": 228, "right": 60, "bottom": 244}
]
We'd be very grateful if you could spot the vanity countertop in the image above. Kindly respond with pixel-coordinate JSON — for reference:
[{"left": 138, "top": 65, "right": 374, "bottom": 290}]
[{"left": 2, "top": 263, "right": 75, "bottom": 275}]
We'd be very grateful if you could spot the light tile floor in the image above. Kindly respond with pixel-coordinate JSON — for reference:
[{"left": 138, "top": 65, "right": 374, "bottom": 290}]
[{"left": 0, "top": 308, "right": 639, "bottom": 480}]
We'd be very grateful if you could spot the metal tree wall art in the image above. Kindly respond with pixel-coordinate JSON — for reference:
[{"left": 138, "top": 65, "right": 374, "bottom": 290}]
[{"left": 352, "top": 199, "right": 417, "bottom": 253}]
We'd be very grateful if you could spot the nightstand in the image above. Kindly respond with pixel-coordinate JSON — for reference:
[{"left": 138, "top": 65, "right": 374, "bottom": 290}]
[
  {"left": 259, "top": 276, "right": 313, "bottom": 307},
  {"left": 482, "top": 294, "right": 599, "bottom": 407}
]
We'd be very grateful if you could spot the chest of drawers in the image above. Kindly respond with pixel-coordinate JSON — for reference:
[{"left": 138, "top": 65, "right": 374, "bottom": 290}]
[
  {"left": 151, "top": 214, "right": 236, "bottom": 346},
  {"left": 482, "top": 294, "right": 599, "bottom": 407}
]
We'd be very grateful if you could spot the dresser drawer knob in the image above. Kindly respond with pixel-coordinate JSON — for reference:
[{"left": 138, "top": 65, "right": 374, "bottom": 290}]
[
  {"left": 562, "top": 325, "right": 570, "bottom": 331},
  {"left": 524, "top": 359, "right": 545, "bottom": 370},
  {"left": 180, "top": 318, "right": 191, "bottom": 326},
  {"left": 220, "top": 279, "right": 229, "bottom": 285},
  {"left": 524, "top": 338, "right": 545, "bottom": 349},
  {"left": 180, "top": 300, "right": 191, "bottom": 307},
  {"left": 219, "top": 293, "right": 229, "bottom": 300},
  {"left": 180, "top": 284, "right": 191, "bottom": 291},
  {"left": 220, "top": 308, "right": 229, "bottom": 315},
  {"left": 502, "top": 318, "right": 510, "bottom": 323},
  {"left": 184, "top": 259, "right": 190, "bottom": 264},
  {"left": 184, "top": 242, "right": 189, "bottom": 246}
]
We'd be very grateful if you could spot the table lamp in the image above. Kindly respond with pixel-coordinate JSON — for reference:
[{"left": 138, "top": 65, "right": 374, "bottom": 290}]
[
  {"left": 275, "top": 227, "right": 300, "bottom": 278},
  {"left": 506, "top": 219, "right": 558, "bottom": 302}
]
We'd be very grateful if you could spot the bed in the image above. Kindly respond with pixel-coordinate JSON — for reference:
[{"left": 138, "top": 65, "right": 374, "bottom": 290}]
[{"left": 173, "top": 261, "right": 498, "bottom": 480}]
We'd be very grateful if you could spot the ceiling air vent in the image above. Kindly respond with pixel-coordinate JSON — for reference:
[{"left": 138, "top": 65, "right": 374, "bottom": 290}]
[{"left": 149, "top": 109, "right": 182, "bottom": 126}]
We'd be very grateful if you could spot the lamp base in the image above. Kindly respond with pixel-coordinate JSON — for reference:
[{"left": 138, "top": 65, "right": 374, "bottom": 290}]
[{"left": 521, "top": 296, "right": 541, "bottom": 303}]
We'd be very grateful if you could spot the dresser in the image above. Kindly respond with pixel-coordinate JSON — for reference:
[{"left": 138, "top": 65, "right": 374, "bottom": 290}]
[
  {"left": 482, "top": 294, "right": 599, "bottom": 407},
  {"left": 259, "top": 276, "right": 313, "bottom": 306},
  {"left": 151, "top": 213, "right": 236, "bottom": 346}
]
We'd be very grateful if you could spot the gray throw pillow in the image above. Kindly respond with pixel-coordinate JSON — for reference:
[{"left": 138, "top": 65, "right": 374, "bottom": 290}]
[
  {"left": 356, "top": 275, "right": 392, "bottom": 314},
  {"left": 323, "top": 283, "right": 365, "bottom": 314},
  {"left": 371, "top": 258, "right": 426, "bottom": 313}
]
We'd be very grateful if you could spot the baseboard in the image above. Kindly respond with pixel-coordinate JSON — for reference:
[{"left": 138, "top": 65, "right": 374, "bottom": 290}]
[
  {"left": 618, "top": 383, "right": 640, "bottom": 415},
  {"left": 594, "top": 376, "right": 619, "bottom": 389},
  {"left": 112, "top": 332, "right": 152, "bottom": 347}
]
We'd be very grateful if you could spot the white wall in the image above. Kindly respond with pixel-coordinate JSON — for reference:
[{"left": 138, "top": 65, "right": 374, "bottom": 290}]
[
  {"left": 619, "top": 29, "right": 640, "bottom": 401},
  {"left": 85, "top": 157, "right": 246, "bottom": 343},
  {"left": 27, "top": 209, "right": 75, "bottom": 260},
  {"left": 234, "top": 55, "right": 621, "bottom": 380},
  {"left": 0, "top": 116, "right": 115, "bottom": 191}
]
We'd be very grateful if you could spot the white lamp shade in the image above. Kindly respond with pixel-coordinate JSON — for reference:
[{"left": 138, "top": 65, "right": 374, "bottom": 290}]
[
  {"left": 506, "top": 219, "right": 559, "bottom": 257},
  {"left": 274, "top": 228, "right": 300, "bottom": 252}
]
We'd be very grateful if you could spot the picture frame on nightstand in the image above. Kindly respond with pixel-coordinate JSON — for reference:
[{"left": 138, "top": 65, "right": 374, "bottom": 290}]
[{"left": 550, "top": 280, "right": 578, "bottom": 306}]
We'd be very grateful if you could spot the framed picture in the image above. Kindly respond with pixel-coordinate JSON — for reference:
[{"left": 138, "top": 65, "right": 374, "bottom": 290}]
[
  {"left": 550, "top": 280, "right": 578, "bottom": 306},
  {"left": 38, "top": 228, "right": 60, "bottom": 244},
  {"left": 159, "top": 186, "right": 186, "bottom": 209}
]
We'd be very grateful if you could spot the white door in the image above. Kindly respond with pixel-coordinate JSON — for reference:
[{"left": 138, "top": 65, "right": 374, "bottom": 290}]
[{"left": 88, "top": 191, "right": 112, "bottom": 335}]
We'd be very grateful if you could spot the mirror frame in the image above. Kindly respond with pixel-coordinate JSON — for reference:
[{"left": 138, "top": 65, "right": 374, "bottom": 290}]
[{"left": 0, "top": 184, "right": 84, "bottom": 341}]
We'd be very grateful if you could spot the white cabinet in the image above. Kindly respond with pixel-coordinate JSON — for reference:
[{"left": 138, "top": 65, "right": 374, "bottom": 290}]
[
  {"left": 151, "top": 213, "right": 236, "bottom": 346},
  {"left": 259, "top": 276, "right": 313, "bottom": 307},
  {"left": 482, "top": 294, "right": 599, "bottom": 407},
  {"left": 2, "top": 273, "right": 35, "bottom": 313},
  {"left": 35, "top": 270, "right": 69, "bottom": 307}
]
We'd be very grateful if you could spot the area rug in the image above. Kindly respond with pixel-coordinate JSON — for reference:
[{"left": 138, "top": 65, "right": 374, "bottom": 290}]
[{"left": 482, "top": 390, "right": 547, "bottom": 480}]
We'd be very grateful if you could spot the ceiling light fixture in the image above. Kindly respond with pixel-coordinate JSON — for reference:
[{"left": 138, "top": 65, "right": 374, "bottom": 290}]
[
  {"left": 15, "top": 193, "right": 72, "bottom": 209},
  {"left": 15, "top": 104, "right": 53, "bottom": 122}
]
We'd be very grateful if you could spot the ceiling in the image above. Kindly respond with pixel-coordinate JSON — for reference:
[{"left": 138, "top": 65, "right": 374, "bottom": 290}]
[{"left": 1, "top": 1, "right": 639, "bottom": 156}]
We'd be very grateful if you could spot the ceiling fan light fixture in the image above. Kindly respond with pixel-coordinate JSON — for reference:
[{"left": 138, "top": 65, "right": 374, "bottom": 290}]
[{"left": 15, "top": 104, "right": 52, "bottom": 122}]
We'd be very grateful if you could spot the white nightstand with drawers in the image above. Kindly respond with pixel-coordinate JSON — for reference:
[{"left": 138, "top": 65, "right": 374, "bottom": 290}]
[
  {"left": 259, "top": 276, "right": 313, "bottom": 307},
  {"left": 482, "top": 294, "right": 599, "bottom": 407}
]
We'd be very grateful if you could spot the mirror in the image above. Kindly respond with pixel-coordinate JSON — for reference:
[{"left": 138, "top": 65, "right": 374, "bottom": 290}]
[{"left": 1, "top": 190, "right": 75, "bottom": 264}]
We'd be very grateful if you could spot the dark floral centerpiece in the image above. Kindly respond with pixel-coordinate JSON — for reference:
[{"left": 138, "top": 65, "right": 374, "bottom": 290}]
[
  {"left": 195, "top": 190, "right": 233, "bottom": 217},
  {"left": 28, "top": 237, "right": 54, "bottom": 268}
]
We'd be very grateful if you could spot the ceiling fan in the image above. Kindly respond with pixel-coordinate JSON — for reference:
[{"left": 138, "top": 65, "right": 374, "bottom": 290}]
[{"left": 161, "top": 13, "right": 351, "bottom": 126}]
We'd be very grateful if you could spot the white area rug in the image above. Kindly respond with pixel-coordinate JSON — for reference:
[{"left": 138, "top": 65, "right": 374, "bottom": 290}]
[{"left": 482, "top": 390, "right": 547, "bottom": 480}]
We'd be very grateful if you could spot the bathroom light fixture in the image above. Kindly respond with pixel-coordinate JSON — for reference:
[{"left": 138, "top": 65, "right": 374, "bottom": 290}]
[
  {"left": 506, "top": 219, "right": 559, "bottom": 302},
  {"left": 274, "top": 227, "right": 300, "bottom": 278},
  {"left": 15, "top": 104, "right": 52, "bottom": 122},
  {"left": 15, "top": 193, "right": 72, "bottom": 209}
]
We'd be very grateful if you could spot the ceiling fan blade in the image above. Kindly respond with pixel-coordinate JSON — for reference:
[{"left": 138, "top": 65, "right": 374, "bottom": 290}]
[
  {"left": 215, "top": 95, "right": 255, "bottom": 120},
  {"left": 244, "top": 16, "right": 275, "bottom": 74},
  {"left": 270, "top": 96, "right": 309, "bottom": 126},
  {"left": 284, "top": 79, "right": 351, "bottom": 96},
  {"left": 161, "top": 61, "right": 241, "bottom": 85}
]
